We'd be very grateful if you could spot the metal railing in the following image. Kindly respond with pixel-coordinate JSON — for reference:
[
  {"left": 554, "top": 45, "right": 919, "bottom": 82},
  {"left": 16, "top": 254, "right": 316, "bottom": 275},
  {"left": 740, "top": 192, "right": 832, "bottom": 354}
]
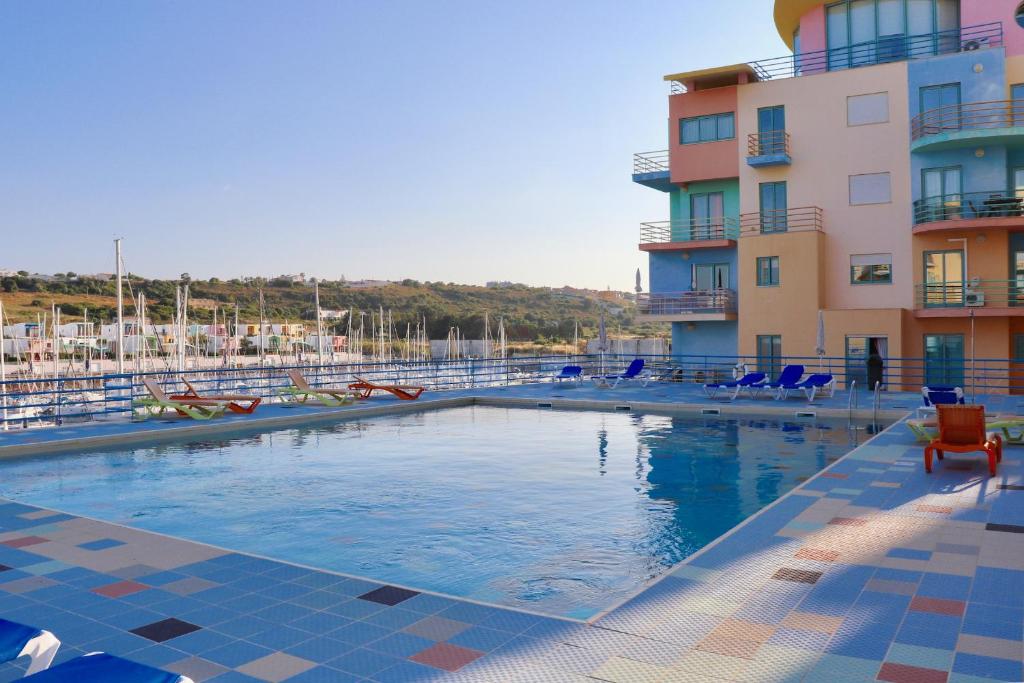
[
  {"left": 912, "top": 99, "right": 1024, "bottom": 141},
  {"left": 739, "top": 206, "right": 823, "bottom": 236},
  {"left": 747, "top": 131, "right": 790, "bottom": 157},
  {"left": 640, "top": 218, "right": 740, "bottom": 244},
  {"left": 6, "top": 352, "right": 1024, "bottom": 430},
  {"left": 913, "top": 190, "right": 1024, "bottom": 225},
  {"left": 747, "top": 22, "right": 1002, "bottom": 81},
  {"left": 636, "top": 290, "right": 737, "bottom": 316},
  {"left": 915, "top": 280, "right": 1024, "bottom": 309},
  {"left": 633, "top": 150, "right": 669, "bottom": 175}
]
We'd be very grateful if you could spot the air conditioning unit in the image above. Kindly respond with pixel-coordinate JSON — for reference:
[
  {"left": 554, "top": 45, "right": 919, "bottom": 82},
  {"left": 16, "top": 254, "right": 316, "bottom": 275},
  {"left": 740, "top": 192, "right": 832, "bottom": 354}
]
[{"left": 965, "top": 289, "right": 985, "bottom": 307}]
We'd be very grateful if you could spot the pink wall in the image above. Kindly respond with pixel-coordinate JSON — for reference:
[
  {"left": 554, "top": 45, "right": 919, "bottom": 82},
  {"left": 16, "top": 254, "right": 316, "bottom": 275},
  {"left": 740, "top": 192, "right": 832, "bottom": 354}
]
[
  {"left": 957, "top": 1, "right": 1023, "bottom": 57},
  {"left": 668, "top": 86, "right": 739, "bottom": 184},
  {"left": 798, "top": 5, "right": 826, "bottom": 54}
]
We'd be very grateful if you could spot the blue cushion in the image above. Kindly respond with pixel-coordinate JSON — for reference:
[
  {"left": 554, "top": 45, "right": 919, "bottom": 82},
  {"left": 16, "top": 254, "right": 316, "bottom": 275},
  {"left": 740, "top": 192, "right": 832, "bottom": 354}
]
[
  {"left": 24, "top": 653, "right": 180, "bottom": 683},
  {"left": 0, "top": 618, "right": 41, "bottom": 664}
]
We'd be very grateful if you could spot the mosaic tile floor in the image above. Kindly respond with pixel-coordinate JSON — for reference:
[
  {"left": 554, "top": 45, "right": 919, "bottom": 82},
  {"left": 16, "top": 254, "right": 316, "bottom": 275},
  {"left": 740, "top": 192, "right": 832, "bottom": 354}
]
[{"left": 1, "top": 396, "right": 1023, "bottom": 681}]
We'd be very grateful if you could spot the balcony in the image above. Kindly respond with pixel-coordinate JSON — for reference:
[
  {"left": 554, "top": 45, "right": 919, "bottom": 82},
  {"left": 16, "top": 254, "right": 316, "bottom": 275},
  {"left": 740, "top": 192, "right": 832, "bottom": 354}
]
[
  {"left": 739, "top": 206, "right": 823, "bottom": 236},
  {"left": 639, "top": 218, "right": 739, "bottom": 252},
  {"left": 914, "top": 280, "right": 1024, "bottom": 317},
  {"left": 746, "top": 131, "right": 791, "bottom": 167},
  {"left": 913, "top": 190, "right": 1024, "bottom": 233},
  {"left": 911, "top": 100, "right": 1024, "bottom": 153},
  {"left": 632, "top": 150, "right": 671, "bottom": 192},
  {"left": 744, "top": 22, "right": 1002, "bottom": 81},
  {"left": 636, "top": 290, "right": 737, "bottom": 322}
]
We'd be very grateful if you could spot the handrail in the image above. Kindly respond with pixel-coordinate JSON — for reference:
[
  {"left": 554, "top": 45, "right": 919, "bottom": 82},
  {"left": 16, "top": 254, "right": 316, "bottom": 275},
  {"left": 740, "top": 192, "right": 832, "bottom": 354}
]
[
  {"left": 914, "top": 279, "right": 1024, "bottom": 309},
  {"left": 636, "top": 290, "right": 737, "bottom": 315},
  {"left": 747, "top": 22, "right": 1002, "bottom": 81},
  {"left": 633, "top": 150, "right": 669, "bottom": 175},
  {"left": 640, "top": 218, "right": 740, "bottom": 244},
  {"left": 912, "top": 99, "right": 1024, "bottom": 140},
  {"left": 913, "top": 189, "right": 1024, "bottom": 225},
  {"left": 747, "top": 131, "right": 790, "bottom": 157},
  {"left": 739, "top": 206, "right": 823, "bottom": 236}
]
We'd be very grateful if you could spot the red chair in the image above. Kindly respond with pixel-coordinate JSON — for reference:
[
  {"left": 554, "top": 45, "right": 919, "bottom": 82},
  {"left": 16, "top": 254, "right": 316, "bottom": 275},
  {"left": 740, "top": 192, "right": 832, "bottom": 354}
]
[{"left": 924, "top": 405, "right": 1002, "bottom": 477}]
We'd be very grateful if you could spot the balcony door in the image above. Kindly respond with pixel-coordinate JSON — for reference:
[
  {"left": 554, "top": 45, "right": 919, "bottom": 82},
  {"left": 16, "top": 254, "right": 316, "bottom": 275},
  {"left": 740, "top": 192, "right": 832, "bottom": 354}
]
[
  {"left": 924, "top": 334, "right": 965, "bottom": 387},
  {"left": 921, "top": 166, "right": 961, "bottom": 221},
  {"left": 923, "top": 249, "right": 964, "bottom": 307},
  {"left": 690, "top": 192, "right": 725, "bottom": 240},
  {"left": 693, "top": 263, "right": 729, "bottom": 291},
  {"left": 757, "top": 106, "right": 785, "bottom": 155},
  {"left": 919, "top": 83, "right": 960, "bottom": 134},
  {"left": 1013, "top": 250, "right": 1024, "bottom": 307},
  {"left": 759, "top": 182, "right": 788, "bottom": 233}
]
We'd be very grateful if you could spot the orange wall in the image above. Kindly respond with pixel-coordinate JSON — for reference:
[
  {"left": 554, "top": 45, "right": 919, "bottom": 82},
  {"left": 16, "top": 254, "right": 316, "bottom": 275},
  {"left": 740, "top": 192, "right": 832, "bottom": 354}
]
[
  {"left": 912, "top": 230, "right": 1010, "bottom": 287},
  {"left": 669, "top": 86, "right": 739, "bottom": 184}
]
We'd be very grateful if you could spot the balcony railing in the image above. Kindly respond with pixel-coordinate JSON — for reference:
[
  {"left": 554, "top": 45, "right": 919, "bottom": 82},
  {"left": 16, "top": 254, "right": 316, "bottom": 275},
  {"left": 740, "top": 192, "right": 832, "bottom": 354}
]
[
  {"left": 637, "top": 290, "right": 737, "bottom": 316},
  {"left": 913, "top": 190, "right": 1024, "bottom": 225},
  {"left": 747, "top": 131, "right": 790, "bottom": 157},
  {"left": 739, "top": 206, "right": 823, "bottom": 236},
  {"left": 915, "top": 280, "right": 1024, "bottom": 310},
  {"left": 640, "top": 218, "right": 740, "bottom": 244},
  {"left": 746, "top": 22, "right": 1002, "bottom": 81},
  {"left": 911, "top": 99, "right": 1024, "bottom": 140},
  {"left": 633, "top": 150, "right": 669, "bottom": 175}
]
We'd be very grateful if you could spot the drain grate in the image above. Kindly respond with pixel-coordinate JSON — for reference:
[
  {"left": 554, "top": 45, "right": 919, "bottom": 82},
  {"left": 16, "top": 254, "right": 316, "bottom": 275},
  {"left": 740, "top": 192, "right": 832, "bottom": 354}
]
[{"left": 701, "top": 408, "right": 721, "bottom": 415}]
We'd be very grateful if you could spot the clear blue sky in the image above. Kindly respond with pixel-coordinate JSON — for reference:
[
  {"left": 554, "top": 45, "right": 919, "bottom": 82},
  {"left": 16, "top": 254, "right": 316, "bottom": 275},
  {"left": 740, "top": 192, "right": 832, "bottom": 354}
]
[{"left": 2, "top": 1, "right": 787, "bottom": 290}]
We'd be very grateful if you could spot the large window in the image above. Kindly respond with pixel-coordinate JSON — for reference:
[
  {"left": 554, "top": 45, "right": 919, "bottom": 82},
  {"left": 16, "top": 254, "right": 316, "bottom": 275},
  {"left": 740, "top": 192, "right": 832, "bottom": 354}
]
[
  {"left": 756, "top": 335, "right": 782, "bottom": 380},
  {"left": 759, "top": 182, "right": 788, "bottom": 232},
  {"left": 920, "top": 166, "right": 961, "bottom": 221},
  {"left": 693, "top": 263, "right": 730, "bottom": 290},
  {"left": 826, "top": 0, "right": 960, "bottom": 70},
  {"left": 851, "top": 253, "right": 892, "bottom": 284},
  {"left": 919, "top": 83, "right": 960, "bottom": 132},
  {"left": 689, "top": 192, "right": 725, "bottom": 239},
  {"left": 923, "top": 249, "right": 964, "bottom": 307},
  {"left": 756, "top": 256, "right": 780, "bottom": 287},
  {"left": 679, "top": 113, "right": 735, "bottom": 145},
  {"left": 924, "top": 334, "right": 964, "bottom": 387}
]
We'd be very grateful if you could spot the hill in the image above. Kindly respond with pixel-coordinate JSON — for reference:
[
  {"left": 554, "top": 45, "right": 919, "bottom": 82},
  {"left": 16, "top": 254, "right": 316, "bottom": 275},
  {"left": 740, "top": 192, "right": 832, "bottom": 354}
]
[{"left": 0, "top": 274, "right": 661, "bottom": 344}]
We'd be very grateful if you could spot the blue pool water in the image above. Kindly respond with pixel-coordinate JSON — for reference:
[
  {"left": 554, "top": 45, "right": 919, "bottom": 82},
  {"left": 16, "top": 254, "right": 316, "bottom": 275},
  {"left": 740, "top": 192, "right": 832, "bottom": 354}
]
[{"left": 0, "top": 406, "right": 883, "bottom": 618}]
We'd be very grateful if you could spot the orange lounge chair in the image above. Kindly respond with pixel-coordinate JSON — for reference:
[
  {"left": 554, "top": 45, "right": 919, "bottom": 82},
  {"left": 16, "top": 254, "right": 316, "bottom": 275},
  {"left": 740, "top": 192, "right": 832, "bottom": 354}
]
[
  {"left": 172, "top": 379, "right": 262, "bottom": 414},
  {"left": 924, "top": 404, "right": 1003, "bottom": 477},
  {"left": 348, "top": 376, "right": 424, "bottom": 401}
]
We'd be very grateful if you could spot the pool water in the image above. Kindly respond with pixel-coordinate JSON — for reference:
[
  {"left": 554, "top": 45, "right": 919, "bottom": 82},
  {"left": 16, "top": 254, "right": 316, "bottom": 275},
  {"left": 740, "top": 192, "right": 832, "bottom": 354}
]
[{"left": 0, "top": 406, "right": 883, "bottom": 618}]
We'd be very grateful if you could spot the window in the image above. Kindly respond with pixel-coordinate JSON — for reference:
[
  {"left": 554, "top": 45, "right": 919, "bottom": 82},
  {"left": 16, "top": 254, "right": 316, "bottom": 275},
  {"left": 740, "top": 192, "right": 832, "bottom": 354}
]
[
  {"left": 1012, "top": 83, "right": 1024, "bottom": 126},
  {"left": 693, "top": 263, "right": 730, "bottom": 290},
  {"left": 757, "top": 106, "right": 786, "bottom": 154},
  {"left": 756, "top": 256, "right": 780, "bottom": 286},
  {"left": 919, "top": 166, "right": 961, "bottom": 221},
  {"left": 849, "top": 172, "right": 891, "bottom": 205},
  {"left": 1015, "top": 334, "right": 1024, "bottom": 361},
  {"left": 924, "top": 334, "right": 964, "bottom": 386},
  {"left": 847, "top": 92, "right": 889, "bottom": 125},
  {"left": 689, "top": 192, "right": 725, "bottom": 239},
  {"left": 759, "top": 182, "right": 788, "bottom": 232},
  {"left": 756, "top": 335, "right": 782, "bottom": 379},
  {"left": 679, "top": 113, "right": 735, "bottom": 144},
  {"left": 1017, "top": 3, "right": 1024, "bottom": 29},
  {"left": 826, "top": 0, "right": 960, "bottom": 69},
  {"left": 919, "top": 83, "right": 960, "bottom": 132},
  {"left": 923, "top": 249, "right": 964, "bottom": 307},
  {"left": 851, "top": 253, "right": 892, "bottom": 284}
]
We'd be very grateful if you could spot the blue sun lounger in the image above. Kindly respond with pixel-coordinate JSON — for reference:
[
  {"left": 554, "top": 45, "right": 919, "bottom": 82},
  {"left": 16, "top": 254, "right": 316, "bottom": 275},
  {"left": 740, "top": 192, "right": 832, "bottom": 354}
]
[
  {"left": 23, "top": 652, "right": 193, "bottom": 682},
  {"left": 591, "top": 359, "right": 647, "bottom": 388},
  {"left": 704, "top": 372, "right": 766, "bottom": 400},
  {"left": 0, "top": 618, "right": 60, "bottom": 677},
  {"left": 750, "top": 365, "right": 805, "bottom": 398},
  {"left": 553, "top": 365, "right": 583, "bottom": 383},
  {"left": 775, "top": 373, "right": 835, "bottom": 401}
]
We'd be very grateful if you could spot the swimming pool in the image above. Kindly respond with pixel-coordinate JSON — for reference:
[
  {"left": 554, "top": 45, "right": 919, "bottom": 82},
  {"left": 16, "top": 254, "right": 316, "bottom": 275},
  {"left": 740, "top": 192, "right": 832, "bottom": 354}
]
[{"left": 0, "top": 406, "right": 884, "bottom": 618}]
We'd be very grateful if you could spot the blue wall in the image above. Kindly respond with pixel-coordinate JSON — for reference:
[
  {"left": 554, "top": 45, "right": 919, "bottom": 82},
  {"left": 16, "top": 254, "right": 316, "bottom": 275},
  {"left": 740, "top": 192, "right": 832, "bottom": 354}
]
[
  {"left": 649, "top": 247, "right": 737, "bottom": 294},
  {"left": 671, "top": 321, "right": 737, "bottom": 357},
  {"left": 908, "top": 48, "right": 1009, "bottom": 202}
]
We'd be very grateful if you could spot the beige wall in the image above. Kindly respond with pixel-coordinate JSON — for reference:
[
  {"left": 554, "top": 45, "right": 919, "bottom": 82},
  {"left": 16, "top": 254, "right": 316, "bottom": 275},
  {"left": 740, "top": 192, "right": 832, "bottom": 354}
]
[{"left": 736, "top": 62, "right": 912, "bottom": 319}]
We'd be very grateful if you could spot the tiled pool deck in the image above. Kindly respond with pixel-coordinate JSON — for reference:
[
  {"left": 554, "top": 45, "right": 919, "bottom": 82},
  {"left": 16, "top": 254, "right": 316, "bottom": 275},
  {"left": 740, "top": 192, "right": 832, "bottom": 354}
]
[{"left": 0, "top": 382, "right": 1022, "bottom": 681}]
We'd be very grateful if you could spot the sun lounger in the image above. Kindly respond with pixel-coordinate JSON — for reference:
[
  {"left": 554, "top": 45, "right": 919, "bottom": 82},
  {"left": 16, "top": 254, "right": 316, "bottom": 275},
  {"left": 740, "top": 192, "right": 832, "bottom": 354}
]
[
  {"left": 280, "top": 369, "right": 357, "bottom": 406},
  {"left": 172, "top": 379, "right": 262, "bottom": 414},
  {"left": 552, "top": 365, "right": 583, "bottom": 384},
  {"left": 704, "top": 372, "right": 766, "bottom": 400},
  {"left": 0, "top": 618, "right": 60, "bottom": 676},
  {"left": 924, "top": 404, "right": 1002, "bottom": 477},
  {"left": 347, "top": 376, "right": 425, "bottom": 400},
  {"left": 921, "top": 386, "right": 964, "bottom": 407},
  {"left": 776, "top": 373, "right": 835, "bottom": 402},
  {"left": 136, "top": 378, "right": 228, "bottom": 420},
  {"left": 23, "top": 652, "right": 193, "bottom": 682},
  {"left": 749, "top": 365, "right": 804, "bottom": 398},
  {"left": 591, "top": 359, "right": 647, "bottom": 389}
]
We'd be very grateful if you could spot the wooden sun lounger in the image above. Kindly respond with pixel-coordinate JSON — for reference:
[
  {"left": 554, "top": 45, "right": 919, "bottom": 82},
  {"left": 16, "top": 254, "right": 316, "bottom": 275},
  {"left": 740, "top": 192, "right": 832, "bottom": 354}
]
[
  {"left": 348, "top": 376, "right": 424, "bottom": 400},
  {"left": 137, "top": 378, "right": 228, "bottom": 420},
  {"left": 280, "top": 369, "right": 356, "bottom": 407},
  {"left": 172, "top": 380, "right": 262, "bottom": 414}
]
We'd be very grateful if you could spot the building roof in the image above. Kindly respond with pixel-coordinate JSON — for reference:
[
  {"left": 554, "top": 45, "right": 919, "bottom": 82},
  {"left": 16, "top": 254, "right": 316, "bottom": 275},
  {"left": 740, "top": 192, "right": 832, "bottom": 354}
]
[
  {"left": 774, "top": 0, "right": 819, "bottom": 50},
  {"left": 663, "top": 63, "right": 761, "bottom": 89}
]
